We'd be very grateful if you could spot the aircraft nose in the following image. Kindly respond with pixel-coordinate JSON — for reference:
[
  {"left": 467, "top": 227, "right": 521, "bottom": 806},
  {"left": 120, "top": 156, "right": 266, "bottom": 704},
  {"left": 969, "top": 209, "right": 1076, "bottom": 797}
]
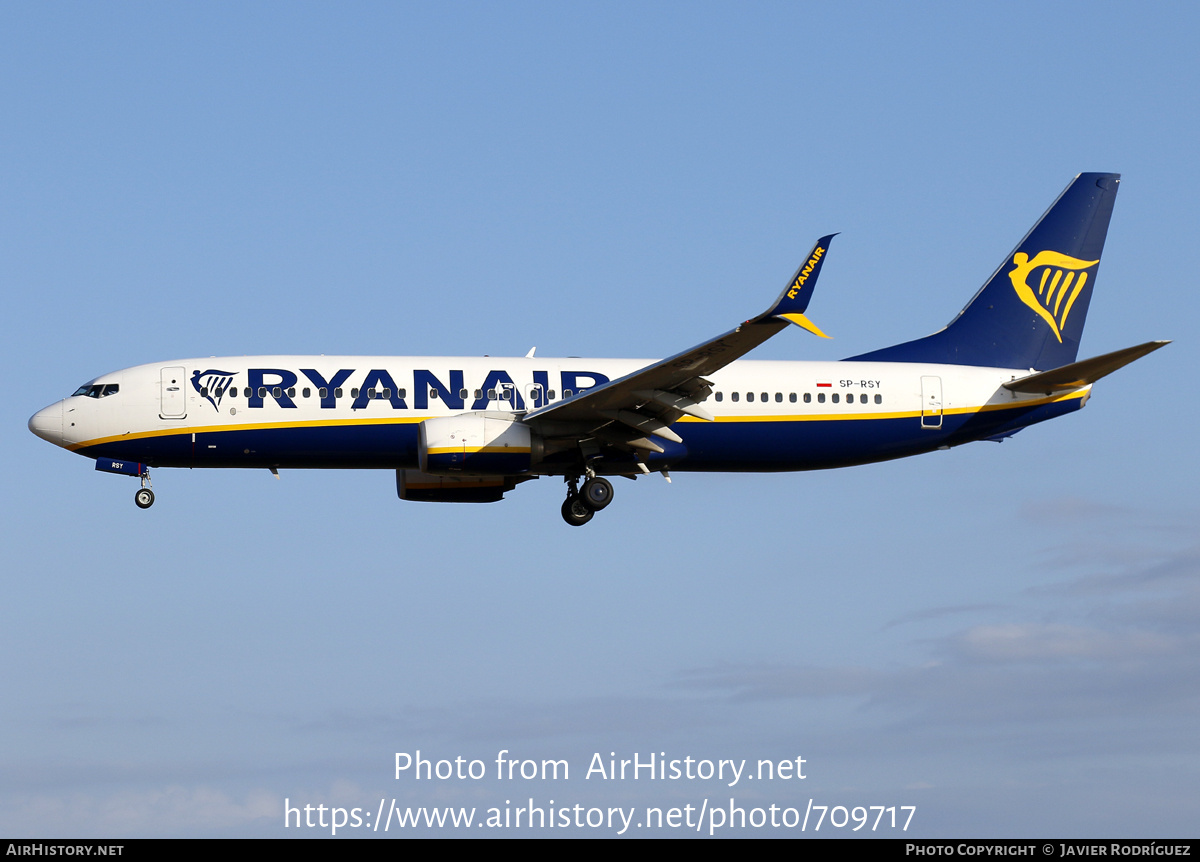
[{"left": 28, "top": 401, "right": 64, "bottom": 446}]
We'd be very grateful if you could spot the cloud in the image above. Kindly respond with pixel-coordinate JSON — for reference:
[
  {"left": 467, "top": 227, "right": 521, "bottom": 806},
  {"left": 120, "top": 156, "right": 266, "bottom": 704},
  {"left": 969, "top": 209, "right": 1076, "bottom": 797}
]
[
  {"left": 294, "top": 694, "right": 724, "bottom": 743},
  {"left": 881, "top": 603, "right": 1005, "bottom": 631},
  {"left": 1019, "top": 497, "right": 1132, "bottom": 526},
  {"left": 0, "top": 786, "right": 278, "bottom": 838},
  {"left": 673, "top": 663, "right": 879, "bottom": 701},
  {"left": 947, "top": 622, "right": 1183, "bottom": 662}
]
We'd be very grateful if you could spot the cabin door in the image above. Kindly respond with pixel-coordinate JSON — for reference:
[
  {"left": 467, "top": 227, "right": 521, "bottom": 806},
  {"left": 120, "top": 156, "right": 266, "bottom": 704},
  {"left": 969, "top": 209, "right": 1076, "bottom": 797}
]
[
  {"left": 160, "top": 367, "right": 187, "bottom": 419},
  {"left": 920, "top": 376, "right": 943, "bottom": 429}
]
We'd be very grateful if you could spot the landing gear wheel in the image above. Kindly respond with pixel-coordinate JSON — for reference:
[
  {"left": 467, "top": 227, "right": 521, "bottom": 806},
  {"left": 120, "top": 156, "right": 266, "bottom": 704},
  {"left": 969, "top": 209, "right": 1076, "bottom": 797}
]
[
  {"left": 561, "top": 495, "right": 594, "bottom": 526},
  {"left": 580, "top": 476, "right": 613, "bottom": 511},
  {"left": 134, "top": 488, "right": 155, "bottom": 509}
]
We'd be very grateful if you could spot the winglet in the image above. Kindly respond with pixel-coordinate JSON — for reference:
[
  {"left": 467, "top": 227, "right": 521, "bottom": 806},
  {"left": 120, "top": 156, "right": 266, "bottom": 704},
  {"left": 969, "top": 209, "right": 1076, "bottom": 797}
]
[{"left": 763, "top": 234, "right": 837, "bottom": 338}]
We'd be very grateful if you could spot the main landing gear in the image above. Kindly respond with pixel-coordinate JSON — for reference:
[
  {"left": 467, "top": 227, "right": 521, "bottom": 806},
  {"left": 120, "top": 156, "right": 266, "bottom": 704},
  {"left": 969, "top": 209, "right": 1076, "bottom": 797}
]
[
  {"left": 134, "top": 471, "right": 155, "bottom": 509},
  {"left": 560, "top": 474, "right": 614, "bottom": 527}
]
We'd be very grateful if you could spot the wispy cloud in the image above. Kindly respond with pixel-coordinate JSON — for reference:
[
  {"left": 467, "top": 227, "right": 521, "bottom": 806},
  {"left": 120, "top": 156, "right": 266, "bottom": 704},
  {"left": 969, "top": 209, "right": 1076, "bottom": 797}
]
[
  {"left": 881, "top": 603, "right": 1004, "bottom": 631},
  {"left": 0, "top": 786, "right": 278, "bottom": 838}
]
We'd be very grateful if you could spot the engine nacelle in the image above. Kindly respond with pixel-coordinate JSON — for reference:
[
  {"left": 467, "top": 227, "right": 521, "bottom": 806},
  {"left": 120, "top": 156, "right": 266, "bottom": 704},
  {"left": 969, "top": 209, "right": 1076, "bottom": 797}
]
[{"left": 418, "top": 412, "right": 541, "bottom": 476}]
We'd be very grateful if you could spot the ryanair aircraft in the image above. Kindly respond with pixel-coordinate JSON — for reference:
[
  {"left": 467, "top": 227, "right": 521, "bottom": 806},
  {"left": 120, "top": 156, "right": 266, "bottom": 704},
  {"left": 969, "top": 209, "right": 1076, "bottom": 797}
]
[{"left": 29, "top": 173, "right": 1167, "bottom": 525}]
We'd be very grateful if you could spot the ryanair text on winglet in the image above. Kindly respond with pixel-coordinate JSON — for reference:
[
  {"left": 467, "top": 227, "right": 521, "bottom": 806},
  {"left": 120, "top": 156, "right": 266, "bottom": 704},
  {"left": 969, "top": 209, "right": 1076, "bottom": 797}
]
[{"left": 786, "top": 246, "right": 826, "bottom": 299}]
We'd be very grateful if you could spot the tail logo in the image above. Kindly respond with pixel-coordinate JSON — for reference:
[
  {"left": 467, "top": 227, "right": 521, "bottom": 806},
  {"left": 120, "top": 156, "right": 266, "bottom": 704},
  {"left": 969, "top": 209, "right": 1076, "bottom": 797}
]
[
  {"left": 1008, "top": 251, "right": 1099, "bottom": 342},
  {"left": 191, "top": 369, "right": 237, "bottom": 411}
]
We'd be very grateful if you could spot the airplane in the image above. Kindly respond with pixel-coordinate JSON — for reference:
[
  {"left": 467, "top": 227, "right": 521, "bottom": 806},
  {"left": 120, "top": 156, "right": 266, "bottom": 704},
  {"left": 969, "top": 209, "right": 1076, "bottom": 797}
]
[{"left": 28, "top": 172, "right": 1168, "bottom": 526}]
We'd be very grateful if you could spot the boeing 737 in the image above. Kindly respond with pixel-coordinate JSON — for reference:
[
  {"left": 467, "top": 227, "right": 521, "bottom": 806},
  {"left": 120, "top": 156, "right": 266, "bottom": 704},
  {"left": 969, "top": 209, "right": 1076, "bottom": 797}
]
[{"left": 28, "top": 173, "right": 1167, "bottom": 525}]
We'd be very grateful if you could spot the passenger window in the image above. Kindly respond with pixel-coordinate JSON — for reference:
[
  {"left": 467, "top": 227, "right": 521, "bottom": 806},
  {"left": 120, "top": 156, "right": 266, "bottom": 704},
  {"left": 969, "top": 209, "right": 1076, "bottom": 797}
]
[
  {"left": 368, "top": 388, "right": 377, "bottom": 399},
  {"left": 832, "top": 393, "right": 839, "bottom": 403},
  {"left": 459, "top": 389, "right": 468, "bottom": 399},
  {"left": 875, "top": 394, "right": 882, "bottom": 404},
  {"left": 747, "top": 392, "right": 754, "bottom": 402},
  {"left": 383, "top": 388, "right": 392, "bottom": 398},
  {"left": 548, "top": 390, "right": 556, "bottom": 400},
  {"left": 817, "top": 393, "right": 825, "bottom": 403},
  {"left": 273, "top": 387, "right": 282, "bottom": 398},
  {"left": 803, "top": 393, "right": 811, "bottom": 403},
  {"left": 429, "top": 389, "right": 438, "bottom": 400},
  {"left": 200, "top": 387, "right": 208, "bottom": 397},
  {"left": 789, "top": 393, "right": 797, "bottom": 403},
  {"left": 334, "top": 388, "right": 343, "bottom": 399},
  {"left": 398, "top": 389, "right": 406, "bottom": 398},
  {"left": 302, "top": 387, "right": 310, "bottom": 398},
  {"left": 351, "top": 388, "right": 359, "bottom": 398},
  {"left": 860, "top": 394, "right": 867, "bottom": 404},
  {"left": 732, "top": 392, "right": 740, "bottom": 402},
  {"left": 775, "top": 392, "right": 782, "bottom": 402},
  {"left": 258, "top": 387, "right": 267, "bottom": 398},
  {"left": 285, "top": 387, "right": 294, "bottom": 397},
  {"left": 715, "top": 392, "right": 723, "bottom": 402},
  {"left": 761, "top": 392, "right": 768, "bottom": 402},
  {"left": 227, "top": 387, "right": 236, "bottom": 399},
  {"left": 244, "top": 387, "right": 252, "bottom": 398},
  {"left": 487, "top": 389, "right": 497, "bottom": 400},
  {"left": 319, "top": 388, "right": 327, "bottom": 398},
  {"left": 564, "top": 389, "right": 573, "bottom": 398},
  {"left": 474, "top": 389, "right": 482, "bottom": 399}
]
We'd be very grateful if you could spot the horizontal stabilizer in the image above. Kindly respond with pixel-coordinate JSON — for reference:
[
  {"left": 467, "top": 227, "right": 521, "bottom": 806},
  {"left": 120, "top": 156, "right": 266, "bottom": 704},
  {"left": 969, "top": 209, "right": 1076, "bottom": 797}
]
[{"left": 1003, "top": 340, "right": 1169, "bottom": 393}]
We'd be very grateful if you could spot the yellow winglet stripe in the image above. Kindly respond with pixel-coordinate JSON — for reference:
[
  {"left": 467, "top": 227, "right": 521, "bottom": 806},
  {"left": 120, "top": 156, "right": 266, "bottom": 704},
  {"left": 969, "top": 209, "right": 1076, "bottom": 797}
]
[{"left": 778, "top": 312, "right": 831, "bottom": 339}]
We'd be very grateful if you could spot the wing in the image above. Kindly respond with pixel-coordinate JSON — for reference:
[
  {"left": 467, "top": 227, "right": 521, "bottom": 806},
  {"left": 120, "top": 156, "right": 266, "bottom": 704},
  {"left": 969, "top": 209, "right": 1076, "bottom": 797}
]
[{"left": 523, "top": 235, "right": 837, "bottom": 471}]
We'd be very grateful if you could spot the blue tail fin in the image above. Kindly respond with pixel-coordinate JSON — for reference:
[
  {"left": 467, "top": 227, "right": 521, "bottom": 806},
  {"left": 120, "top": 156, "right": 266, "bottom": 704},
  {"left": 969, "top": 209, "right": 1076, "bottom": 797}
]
[{"left": 849, "top": 173, "right": 1120, "bottom": 369}]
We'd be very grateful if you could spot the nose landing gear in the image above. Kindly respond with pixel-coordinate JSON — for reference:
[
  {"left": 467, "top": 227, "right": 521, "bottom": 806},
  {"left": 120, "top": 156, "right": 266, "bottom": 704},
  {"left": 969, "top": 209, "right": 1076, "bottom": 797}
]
[
  {"left": 134, "top": 470, "right": 155, "bottom": 509},
  {"left": 560, "top": 474, "right": 615, "bottom": 526}
]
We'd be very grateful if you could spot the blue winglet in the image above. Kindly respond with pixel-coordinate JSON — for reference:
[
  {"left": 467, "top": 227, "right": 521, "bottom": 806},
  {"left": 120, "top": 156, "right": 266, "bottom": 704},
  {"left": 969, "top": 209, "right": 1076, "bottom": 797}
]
[{"left": 764, "top": 233, "right": 837, "bottom": 338}]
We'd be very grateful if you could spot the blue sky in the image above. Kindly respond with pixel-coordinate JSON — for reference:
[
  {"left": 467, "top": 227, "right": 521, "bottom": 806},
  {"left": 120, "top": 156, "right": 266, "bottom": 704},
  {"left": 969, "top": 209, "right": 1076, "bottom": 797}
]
[{"left": 2, "top": 1, "right": 1197, "bottom": 837}]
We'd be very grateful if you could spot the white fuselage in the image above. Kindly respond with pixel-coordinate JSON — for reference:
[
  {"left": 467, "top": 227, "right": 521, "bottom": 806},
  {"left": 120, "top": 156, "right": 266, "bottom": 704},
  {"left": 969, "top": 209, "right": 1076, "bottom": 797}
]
[{"left": 30, "top": 355, "right": 1088, "bottom": 474}]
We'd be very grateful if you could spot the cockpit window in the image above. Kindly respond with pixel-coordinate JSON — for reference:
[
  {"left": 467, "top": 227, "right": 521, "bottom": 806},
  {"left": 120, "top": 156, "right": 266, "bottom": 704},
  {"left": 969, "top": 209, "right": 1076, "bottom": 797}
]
[{"left": 72, "top": 383, "right": 119, "bottom": 398}]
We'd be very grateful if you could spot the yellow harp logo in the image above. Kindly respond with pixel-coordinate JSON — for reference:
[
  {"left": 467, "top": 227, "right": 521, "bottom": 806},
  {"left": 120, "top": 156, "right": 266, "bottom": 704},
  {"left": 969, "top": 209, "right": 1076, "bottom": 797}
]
[{"left": 1008, "top": 250, "right": 1099, "bottom": 342}]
